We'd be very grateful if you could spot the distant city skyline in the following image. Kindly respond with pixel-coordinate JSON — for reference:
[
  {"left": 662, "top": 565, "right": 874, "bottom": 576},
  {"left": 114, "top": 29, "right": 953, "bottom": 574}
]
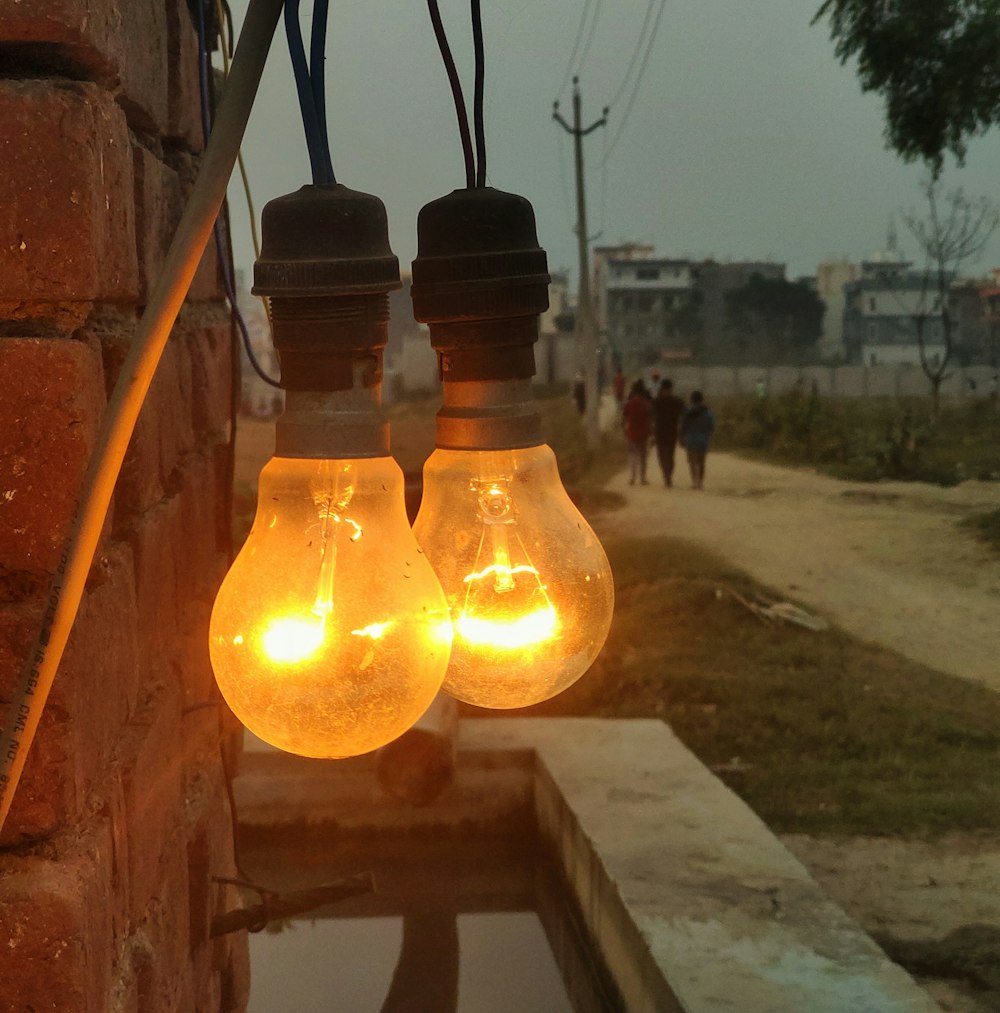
[{"left": 222, "top": 0, "right": 1000, "bottom": 292}]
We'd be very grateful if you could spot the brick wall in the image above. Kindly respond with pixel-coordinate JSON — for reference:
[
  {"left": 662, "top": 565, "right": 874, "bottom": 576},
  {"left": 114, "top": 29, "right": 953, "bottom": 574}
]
[{"left": 0, "top": 2, "right": 249, "bottom": 1009}]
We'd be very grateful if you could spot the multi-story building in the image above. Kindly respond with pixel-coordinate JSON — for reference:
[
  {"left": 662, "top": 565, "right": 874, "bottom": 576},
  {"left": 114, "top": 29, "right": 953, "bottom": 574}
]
[
  {"left": 842, "top": 251, "right": 951, "bottom": 366},
  {"left": 592, "top": 242, "right": 654, "bottom": 333},
  {"left": 601, "top": 256, "right": 697, "bottom": 374}
]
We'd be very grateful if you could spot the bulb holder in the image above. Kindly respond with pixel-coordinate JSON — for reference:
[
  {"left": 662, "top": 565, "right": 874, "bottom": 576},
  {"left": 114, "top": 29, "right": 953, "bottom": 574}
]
[
  {"left": 253, "top": 184, "right": 401, "bottom": 392},
  {"left": 411, "top": 188, "right": 550, "bottom": 451},
  {"left": 411, "top": 187, "right": 550, "bottom": 384}
]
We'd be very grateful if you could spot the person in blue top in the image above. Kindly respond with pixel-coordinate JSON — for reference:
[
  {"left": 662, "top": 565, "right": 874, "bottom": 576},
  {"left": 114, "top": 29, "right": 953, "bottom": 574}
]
[{"left": 678, "top": 390, "right": 715, "bottom": 490}]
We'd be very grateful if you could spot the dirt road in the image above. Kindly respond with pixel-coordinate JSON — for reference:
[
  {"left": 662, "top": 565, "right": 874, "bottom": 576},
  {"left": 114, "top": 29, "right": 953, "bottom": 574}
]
[
  {"left": 598, "top": 453, "right": 1000, "bottom": 690},
  {"left": 597, "top": 453, "right": 1000, "bottom": 1011}
]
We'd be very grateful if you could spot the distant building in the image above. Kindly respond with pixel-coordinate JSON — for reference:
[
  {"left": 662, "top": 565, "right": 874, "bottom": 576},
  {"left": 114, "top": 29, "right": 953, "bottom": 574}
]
[
  {"left": 592, "top": 242, "right": 655, "bottom": 334},
  {"left": 842, "top": 251, "right": 951, "bottom": 366},
  {"left": 592, "top": 247, "right": 794, "bottom": 369},
  {"left": 815, "top": 259, "right": 860, "bottom": 362},
  {"left": 696, "top": 259, "right": 786, "bottom": 363},
  {"left": 978, "top": 269, "right": 1000, "bottom": 368},
  {"left": 601, "top": 256, "right": 697, "bottom": 374}
]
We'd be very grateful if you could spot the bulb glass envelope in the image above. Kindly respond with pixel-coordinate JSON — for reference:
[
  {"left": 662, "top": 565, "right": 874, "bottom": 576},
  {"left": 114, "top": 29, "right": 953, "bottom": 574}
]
[
  {"left": 415, "top": 444, "right": 613, "bottom": 708},
  {"left": 211, "top": 455, "right": 451, "bottom": 757}
]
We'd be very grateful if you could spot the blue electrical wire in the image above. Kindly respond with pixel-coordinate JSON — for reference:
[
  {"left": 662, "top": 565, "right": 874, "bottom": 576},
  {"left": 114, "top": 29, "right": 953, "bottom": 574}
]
[
  {"left": 309, "top": 0, "right": 336, "bottom": 184},
  {"left": 194, "top": 0, "right": 282, "bottom": 389},
  {"left": 284, "top": 0, "right": 333, "bottom": 184}
]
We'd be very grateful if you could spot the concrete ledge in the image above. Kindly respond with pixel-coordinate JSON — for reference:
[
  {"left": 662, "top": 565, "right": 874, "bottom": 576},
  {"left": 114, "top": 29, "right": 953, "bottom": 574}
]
[{"left": 235, "top": 718, "right": 938, "bottom": 1012}]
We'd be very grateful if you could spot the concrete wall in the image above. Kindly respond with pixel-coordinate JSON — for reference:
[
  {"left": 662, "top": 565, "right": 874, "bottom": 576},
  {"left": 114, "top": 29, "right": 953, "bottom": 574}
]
[
  {"left": 0, "top": 2, "right": 248, "bottom": 1009},
  {"left": 644, "top": 364, "right": 996, "bottom": 400}
]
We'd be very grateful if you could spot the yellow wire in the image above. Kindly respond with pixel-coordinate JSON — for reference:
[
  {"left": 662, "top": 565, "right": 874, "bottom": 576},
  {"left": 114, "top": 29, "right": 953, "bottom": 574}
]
[{"left": 217, "top": 0, "right": 262, "bottom": 260}]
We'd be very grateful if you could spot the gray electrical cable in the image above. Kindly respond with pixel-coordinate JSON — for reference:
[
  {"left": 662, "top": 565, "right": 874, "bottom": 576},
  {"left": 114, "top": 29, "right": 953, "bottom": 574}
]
[{"left": 0, "top": 0, "right": 285, "bottom": 835}]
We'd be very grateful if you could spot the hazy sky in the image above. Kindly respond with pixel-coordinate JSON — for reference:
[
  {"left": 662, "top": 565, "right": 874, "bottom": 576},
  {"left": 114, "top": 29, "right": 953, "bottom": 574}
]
[{"left": 222, "top": 0, "right": 1000, "bottom": 288}]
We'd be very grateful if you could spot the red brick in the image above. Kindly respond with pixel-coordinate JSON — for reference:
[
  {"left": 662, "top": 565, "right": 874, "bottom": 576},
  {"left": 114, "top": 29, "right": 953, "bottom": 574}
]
[
  {"left": 129, "top": 495, "right": 183, "bottom": 673},
  {"left": 170, "top": 151, "right": 223, "bottom": 300},
  {"left": 133, "top": 145, "right": 221, "bottom": 304},
  {"left": 189, "top": 227, "right": 224, "bottom": 302},
  {"left": 115, "top": 403, "right": 166, "bottom": 532},
  {"left": 0, "top": 816, "right": 116, "bottom": 1013},
  {"left": 0, "top": 336, "right": 106, "bottom": 575},
  {"left": 186, "top": 318, "right": 235, "bottom": 438},
  {"left": 183, "top": 744, "right": 244, "bottom": 1000},
  {"left": 0, "top": 80, "right": 138, "bottom": 301},
  {"left": 0, "top": 599, "right": 74, "bottom": 843},
  {"left": 130, "top": 826, "right": 194, "bottom": 1011},
  {"left": 221, "top": 930, "right": 252, "bottom": 1013},
  {"left": 166, "top": 0, "right": 205, "bottom": 151},
  {"left": 118, "top": 687, "right": 184, "bottom": 923},
  {"left": 96, "top": 323, "right": 195, "bottom": 521},
  {"left": 0, "top": 0, "right": 169, "bottom": 133},
  {"left": 133, "top": 143, "right": 182, "bottom": 303},
  {"left": 0, "top": 543, "right": 138, "bottom": 845},
  {"left": 176, "top": 449, "right": 227, "bottom": 600},
  {"left": 158, "top": 336, "right": 197, "bottom": 482}
]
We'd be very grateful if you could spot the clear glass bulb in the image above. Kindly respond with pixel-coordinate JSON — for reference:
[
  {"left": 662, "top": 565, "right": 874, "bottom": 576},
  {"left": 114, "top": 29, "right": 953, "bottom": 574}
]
[
  {"left": 210, "top": 456, "right": 452, "bottom": 758},
  {"left": 414, "top": 444, "right": 614, "bottom": 708}
]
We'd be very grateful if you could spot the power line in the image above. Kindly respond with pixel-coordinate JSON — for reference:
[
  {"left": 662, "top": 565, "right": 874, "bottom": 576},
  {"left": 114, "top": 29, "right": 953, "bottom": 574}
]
[
  {"left": 555, "top": 0, "right": 594, "bottom": 100},
  {"left": 598, "top": 115, "right": 609, "bottom": 236},
  {"left": 603, "top": 0, "right": 667, "bottom": 164},
  {"left": 607, "top": 0, "right": 657, "bottom": 110},
  {"left": 577, "top": 0, "right": 604, "bottom": 75}
]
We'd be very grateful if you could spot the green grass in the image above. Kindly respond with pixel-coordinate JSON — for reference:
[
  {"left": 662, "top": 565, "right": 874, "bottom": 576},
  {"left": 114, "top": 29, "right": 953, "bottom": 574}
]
[
  {"left": 714, "top": 392, "right": 1000, "bottom": 486},
  {"left": 471, "top": 535, "right": 1000, "bottom": 837}
]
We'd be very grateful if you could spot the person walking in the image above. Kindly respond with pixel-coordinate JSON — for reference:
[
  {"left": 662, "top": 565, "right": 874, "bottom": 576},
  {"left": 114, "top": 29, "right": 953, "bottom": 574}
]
[
  {"left": 652, "top": 378, "right": 684, "bottom": 487},
  {"left": 679, "top": 390, "right": 715, "bottom": 489},
  {"left": 622, "top": 380, "right": 652, "bottom": 486}
]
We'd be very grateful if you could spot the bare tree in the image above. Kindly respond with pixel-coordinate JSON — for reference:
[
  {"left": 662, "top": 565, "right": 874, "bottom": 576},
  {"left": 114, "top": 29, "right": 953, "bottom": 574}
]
[{"left": 902, "top": 179, "right": 999, "bottom": 415}]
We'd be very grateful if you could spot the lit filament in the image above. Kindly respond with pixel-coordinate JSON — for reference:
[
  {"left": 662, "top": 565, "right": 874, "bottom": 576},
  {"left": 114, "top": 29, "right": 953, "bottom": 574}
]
[
  {"left": 455, "top": 481, "right": 559, "bottom": 650},
  {"left": 351, "top": 622, "right": 391, "bottom": 639},
  {"left": 261, "top": 616, "right": 326, "bottom": 663},
  {"left": 260, "top": 476, "right": 370, "bottom": 665},
  {"left": 455, "top": 606, "right": 558, "bottom": 649}
]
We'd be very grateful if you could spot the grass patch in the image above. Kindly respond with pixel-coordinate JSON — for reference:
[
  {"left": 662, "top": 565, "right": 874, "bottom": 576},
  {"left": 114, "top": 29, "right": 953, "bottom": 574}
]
[
  {"left": 470, "top": 535, "right": 1000, "bottom": 837},
  {"left": 961, "top": 507, "right": 1000, "bottom": 555},
  {"left": 715, "top": 392, "right": 1000, "bottom": 486}
]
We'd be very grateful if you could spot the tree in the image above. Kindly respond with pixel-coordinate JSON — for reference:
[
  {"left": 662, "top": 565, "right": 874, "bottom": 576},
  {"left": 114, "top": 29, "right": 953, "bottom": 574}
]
[
  {"left": 724, "top": 274, "right": 826, "bottom": 364},
  {"left": 902, "top": 179, "right": 1000, "bottom": 413},
  {"left": 814, "top": 1, "right": 1000, "bottom": 172}
]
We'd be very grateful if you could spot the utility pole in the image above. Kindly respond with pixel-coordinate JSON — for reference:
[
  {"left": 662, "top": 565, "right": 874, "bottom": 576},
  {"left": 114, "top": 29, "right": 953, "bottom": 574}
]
[{"left": 554, "top": 78, "right": 607, "bottom": 449}]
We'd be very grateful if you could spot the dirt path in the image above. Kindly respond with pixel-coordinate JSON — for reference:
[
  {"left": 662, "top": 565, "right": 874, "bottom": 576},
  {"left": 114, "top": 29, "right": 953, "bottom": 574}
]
[
  {"left": 598, "top": 453, "right": 1000, "bottom": 1011},
  {"left": 598, "top": 453, "right": 1000, "bottom": 690}
]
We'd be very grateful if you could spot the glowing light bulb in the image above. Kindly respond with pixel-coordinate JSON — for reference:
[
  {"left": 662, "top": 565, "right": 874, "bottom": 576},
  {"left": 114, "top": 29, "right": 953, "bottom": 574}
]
[
  {"left": 414, "top": 444, "right": 614, "bottom": 708},
  {"left": 210, "top": 456, "right": 452, "bottom": 758}
]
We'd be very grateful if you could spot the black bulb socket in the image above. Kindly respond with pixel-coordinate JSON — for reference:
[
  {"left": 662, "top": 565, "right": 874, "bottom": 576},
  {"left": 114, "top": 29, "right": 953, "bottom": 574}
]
[
  {"left": 252, "top": 184, "right": 401, "bottom": 392},
  {"left": 410, "top": 187, "right": 550, "bottom": 383}
]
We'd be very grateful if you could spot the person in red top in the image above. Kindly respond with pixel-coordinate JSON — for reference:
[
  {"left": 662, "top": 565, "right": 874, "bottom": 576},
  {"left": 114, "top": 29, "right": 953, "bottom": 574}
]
[{"left": 622, "top": 380, "right": 652, "bottom": 485}]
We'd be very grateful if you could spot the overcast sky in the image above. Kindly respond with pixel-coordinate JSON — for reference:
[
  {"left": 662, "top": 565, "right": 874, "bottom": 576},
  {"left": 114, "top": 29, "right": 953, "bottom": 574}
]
[{"left": 222, "top": 0, "right": 1000, "bottom": 289}]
